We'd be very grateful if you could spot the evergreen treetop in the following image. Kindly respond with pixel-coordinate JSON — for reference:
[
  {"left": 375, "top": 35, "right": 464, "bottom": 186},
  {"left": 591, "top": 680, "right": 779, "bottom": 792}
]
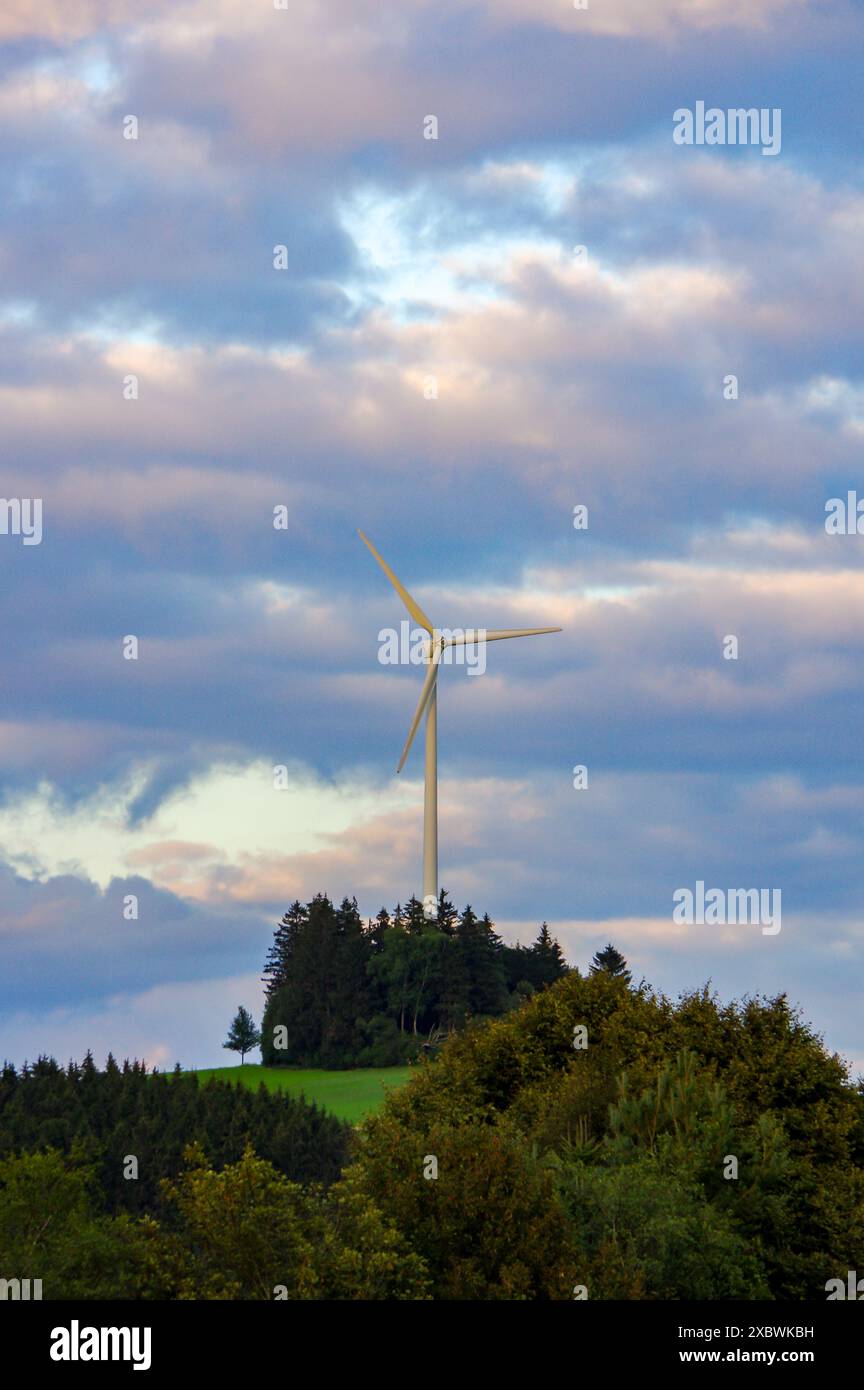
[{"left": 589, "top": 943, "right": 631, "bottom": 984}]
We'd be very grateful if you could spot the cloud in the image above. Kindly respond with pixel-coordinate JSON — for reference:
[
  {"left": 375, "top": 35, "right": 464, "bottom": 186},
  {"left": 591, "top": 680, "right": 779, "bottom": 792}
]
[
  {"left": 0, "top": 0, "right": 812, "bottom": 45},
  {"left": 477, "top": 0, "right": 811, "bottom": 36},
  {"left": 0, "top": 972, "right": 264, "bottom": 1073},
  {"left": 0, "top": 861, "right": 269, "bottom": 1008},
  {"left": 2, "top": 755, "right": 863, "bottom": 933},
  {"left": 0, "top": 0, "right": 861, "bottom": 1071},
  {"left": 0, "top": 1, "right": 154, "bottom": 42}
]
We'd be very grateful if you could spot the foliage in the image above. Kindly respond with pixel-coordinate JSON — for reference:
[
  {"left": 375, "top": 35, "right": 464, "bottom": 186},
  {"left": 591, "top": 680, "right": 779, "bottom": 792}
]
[
  {"left": 589, "top": 942, "right": 632, "bottom": 984},
  {"left": 344, "top": 970, "right": 864, "bottom": 1299},
  {"left": 0, "top": 1054, "right": 351, "bottom": 1217},
  {"left": 261, "top": 892, "right": 568, "bottom": 1067},
  {"left": 348, "top": 1118, "right": 576, "bottom": 1299},
  {"left": 222, "top": 1005, "right": 261, "bottom": 1063},
  {"left": 8, "top": 918, "right": 862, "bottom": 1301},
  {"left": 0, "top": 1144, "right": 430, "bottom": 1301},
  {"left": 558, "top": 1157, "right": 769, "bottom": 1299},
  {"left": 0, "top": 1149, "right": 146, "bottom": 1299}
]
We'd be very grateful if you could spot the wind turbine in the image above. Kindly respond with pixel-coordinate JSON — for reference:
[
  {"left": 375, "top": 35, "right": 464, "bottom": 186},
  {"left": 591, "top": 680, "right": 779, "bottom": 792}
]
[{"left": 359, "top": 531, "right": 561, "bottom": 920}]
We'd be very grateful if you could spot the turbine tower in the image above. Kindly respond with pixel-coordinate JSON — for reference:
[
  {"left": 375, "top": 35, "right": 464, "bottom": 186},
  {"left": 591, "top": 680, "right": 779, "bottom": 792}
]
[{"left": 359, "top": 531, "right": 561, "bottom": 920}]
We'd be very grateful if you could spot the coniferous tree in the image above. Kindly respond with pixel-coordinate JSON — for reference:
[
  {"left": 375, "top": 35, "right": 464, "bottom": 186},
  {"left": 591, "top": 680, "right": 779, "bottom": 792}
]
[
  {"left": 589, "top": 943, "right": 631, "bottom": 984},
  {"left": 261, "top": 892, "right": 577, "bottom": 1066},
  {"left": 263, "top": 893, "right": 336, "bottom": 1064},
  {"left": 262, "top": 894, "right": 376, "bottom": 1066},
  {"left": 262, "top": 900, "right": 308, "bottom": 998},
  {"left": 530, "top": 924, "right": 569, "bottom": 987},
  {"left": 223, "top": 1006, "right": 262, "bottom": 1064},
  {"left": 367, "top": 908, "right": 391, "bottom": 953},
  {"left": 404, "top": 895, "right": 428, "bottom": 934},
  {"left": 0, "top": 1054, "right": 352, "bottom": 1214},
  {"left": 0, "top": 1062, "right": 16, "bottom": 1110},
  {"left": 457, "top": 908, "right": 508, "bottom": 1017},
  {"left": 500, "top": 940, "right": 533, "bottom": 993},
  {"left": 436, "top": 889, "right": 458, "bottom": 936},
  {"left": 329, "top": 897, "right": 374, "bottom": 1061}
]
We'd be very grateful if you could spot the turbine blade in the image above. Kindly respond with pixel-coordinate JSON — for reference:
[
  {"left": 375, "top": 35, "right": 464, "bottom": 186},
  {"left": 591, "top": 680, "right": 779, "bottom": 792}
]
[
  {"left": 397, "top": 658, "right": 439, "bottom": 773},
  {"left": 446, "top": 626, "right": 562, "bottom": 645},
  {"left": 358, "top": 530, "right": 434, "bottom": 634},
  {"left": 482, "top": 627, "right": 562, "bottom": 642}
]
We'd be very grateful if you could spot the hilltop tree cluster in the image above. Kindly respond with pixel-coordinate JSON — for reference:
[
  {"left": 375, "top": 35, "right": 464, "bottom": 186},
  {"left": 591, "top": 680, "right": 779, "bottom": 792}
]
[{"left": 259, "top": 891, "right": 569, "bottom": 1068}]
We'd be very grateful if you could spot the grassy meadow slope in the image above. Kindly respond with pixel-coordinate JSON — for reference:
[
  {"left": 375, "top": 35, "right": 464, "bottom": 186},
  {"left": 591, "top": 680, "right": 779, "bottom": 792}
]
[{"left": 189, "top": 1064, "right": 413, "bottom": 1123}]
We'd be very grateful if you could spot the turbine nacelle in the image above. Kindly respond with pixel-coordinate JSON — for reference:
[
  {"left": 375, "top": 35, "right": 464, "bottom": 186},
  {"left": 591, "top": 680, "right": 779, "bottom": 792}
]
[{"left": 393, "top": 624, "right": 561, "bottom": 774}]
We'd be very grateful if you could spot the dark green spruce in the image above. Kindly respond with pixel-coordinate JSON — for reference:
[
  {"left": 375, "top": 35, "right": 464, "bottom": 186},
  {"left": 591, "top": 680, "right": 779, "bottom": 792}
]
[{"left": 261, "top": 891, "right": 570, "bottom": 1067}]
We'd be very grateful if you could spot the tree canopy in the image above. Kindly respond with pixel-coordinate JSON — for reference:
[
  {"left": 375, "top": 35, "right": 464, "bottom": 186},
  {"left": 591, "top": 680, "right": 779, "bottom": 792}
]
[
  {"left": 261, "top": 893, "right": 569, "bottom": 1068},
  {"left": 0, "top": 1055, "right": 350, "bottom": 1216},
  {"left": 344, "top": 971, "right": 864, "bottom": 1299},
  {"left": 5, "top": 894, "right": 860, "bottom": 1301},
  {"left": 223, "top": 1006, "right": 261, "bottom": 1063}
]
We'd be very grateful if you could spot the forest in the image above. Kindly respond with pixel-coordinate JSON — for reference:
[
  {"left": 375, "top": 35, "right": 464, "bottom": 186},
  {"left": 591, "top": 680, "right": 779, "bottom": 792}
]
[
  {"left": 260, "top": 891, "right": 569, "bottom": 1067},
  {"left": 2, "top": 902, "right": 863, "bottom": 1300},
  {"left": 0, "top": 1055, "right": 350, "bottom": 1213}
]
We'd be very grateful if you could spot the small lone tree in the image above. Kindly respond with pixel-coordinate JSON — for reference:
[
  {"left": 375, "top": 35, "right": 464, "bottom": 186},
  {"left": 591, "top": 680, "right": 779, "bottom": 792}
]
[
  {"left": 589, "top": 943, "right": 631, "bottom": 984},
  {"left": 223, "top": 1006, "right": 261, "bottom": 1064}
]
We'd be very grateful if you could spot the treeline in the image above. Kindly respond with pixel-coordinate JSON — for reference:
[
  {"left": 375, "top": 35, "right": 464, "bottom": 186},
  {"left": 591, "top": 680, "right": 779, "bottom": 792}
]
[
  {"left": 0, "top": 1053, "right": 350, "bottom": 1216},
  {"left": 260, "top": 891, "right": 569, "bottom": 1068},
  {"left": 4, "top": 973, "right": 863, "bottom": 1300}
]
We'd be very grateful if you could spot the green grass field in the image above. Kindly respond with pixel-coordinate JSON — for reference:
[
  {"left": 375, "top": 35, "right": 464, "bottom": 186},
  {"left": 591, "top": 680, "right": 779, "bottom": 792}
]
[{"left": 189, "top": 1064, "right": 413, "bottom": 1124}]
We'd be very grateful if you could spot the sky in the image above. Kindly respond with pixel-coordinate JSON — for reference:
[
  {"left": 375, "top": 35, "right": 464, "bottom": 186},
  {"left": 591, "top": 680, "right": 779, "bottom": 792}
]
[{"left": 1, "top": 0, "right": 862, "bottom": 1073}]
